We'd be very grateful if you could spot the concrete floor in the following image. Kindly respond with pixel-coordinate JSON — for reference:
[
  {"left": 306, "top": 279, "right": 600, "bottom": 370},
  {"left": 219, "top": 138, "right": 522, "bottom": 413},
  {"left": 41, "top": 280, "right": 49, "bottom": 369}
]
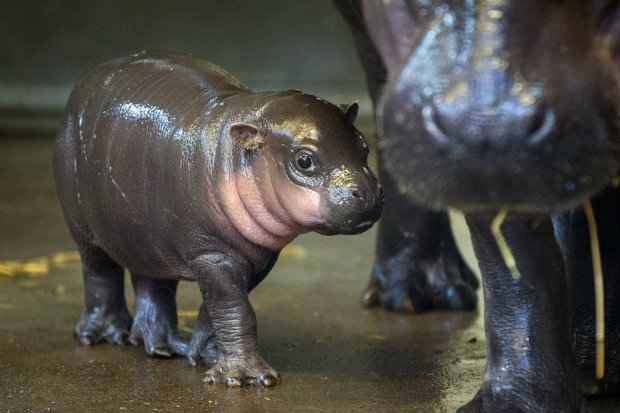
[{"left": 1, "top": 132, "right": 619, "bottom": 412}]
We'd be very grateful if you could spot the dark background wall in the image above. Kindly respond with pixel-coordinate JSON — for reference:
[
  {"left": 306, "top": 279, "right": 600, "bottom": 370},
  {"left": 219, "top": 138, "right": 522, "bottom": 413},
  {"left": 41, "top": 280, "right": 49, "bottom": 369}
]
[{"left": 0, "top": 0, "right": 368, "bottom": 131}]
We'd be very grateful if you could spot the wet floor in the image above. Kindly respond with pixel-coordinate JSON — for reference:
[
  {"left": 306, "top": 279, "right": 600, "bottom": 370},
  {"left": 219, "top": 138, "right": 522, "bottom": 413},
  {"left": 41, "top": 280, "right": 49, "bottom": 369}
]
[{"left": 1, "top": 131, "right": 618, "bottom": 412}]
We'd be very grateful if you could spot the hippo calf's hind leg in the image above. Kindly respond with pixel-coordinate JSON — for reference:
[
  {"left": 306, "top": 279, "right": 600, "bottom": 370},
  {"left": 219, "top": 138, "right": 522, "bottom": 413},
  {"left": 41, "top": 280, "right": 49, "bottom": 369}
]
[
  {"left": 129, "top": 275, "right": 188, "bottom": 357},
  {"left": 75, "top": 246, "right": 132, "bottom": 345},
  {"left": 192, "top": 252, "right": 279, "bottom": 387}
]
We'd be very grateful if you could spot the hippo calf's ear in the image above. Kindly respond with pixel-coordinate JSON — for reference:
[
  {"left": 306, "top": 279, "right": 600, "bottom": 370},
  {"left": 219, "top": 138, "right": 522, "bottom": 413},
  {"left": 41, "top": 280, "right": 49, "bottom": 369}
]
[
  {"left": 340, "top": 102, "right": 360, "bottom": 124},
  {"left": 230, "top": 123, "right": 264, "bottom": 151}
]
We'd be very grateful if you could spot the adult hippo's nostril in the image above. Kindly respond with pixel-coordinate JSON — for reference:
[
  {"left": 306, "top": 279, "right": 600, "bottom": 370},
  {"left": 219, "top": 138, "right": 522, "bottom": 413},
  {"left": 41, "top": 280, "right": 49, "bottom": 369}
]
[
  {"left": 422, "top": 105, "right": 451, "bottom": 145},
  {"left": 423, "top": 96, "right": 556, "bottom": 148},
  {"left": 527, "top": 108, "right": 555, "bottom": 145}
]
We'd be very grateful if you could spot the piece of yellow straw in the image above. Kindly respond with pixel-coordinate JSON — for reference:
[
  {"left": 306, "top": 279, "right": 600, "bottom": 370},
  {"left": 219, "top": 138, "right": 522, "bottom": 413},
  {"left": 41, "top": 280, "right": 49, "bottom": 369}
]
[
  {"left": 584, "top": 201, "right": 605, "bottom": 380},
  {"left": 491, "top": 209, "right": 521, "bottom": 280}
]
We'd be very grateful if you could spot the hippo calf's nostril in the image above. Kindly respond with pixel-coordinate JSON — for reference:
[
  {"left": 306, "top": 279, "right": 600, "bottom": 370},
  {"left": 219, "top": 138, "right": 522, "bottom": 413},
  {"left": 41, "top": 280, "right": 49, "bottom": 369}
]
[{"left": 352, "top": 190, "right": 361, "bottom": 199}]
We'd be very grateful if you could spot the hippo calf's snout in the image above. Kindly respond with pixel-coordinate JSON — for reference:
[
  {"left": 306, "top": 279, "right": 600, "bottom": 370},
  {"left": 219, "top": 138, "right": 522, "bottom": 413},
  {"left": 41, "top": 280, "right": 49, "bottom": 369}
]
[{"left": 324, "top": 166, "right": 383, "bottom": 234}]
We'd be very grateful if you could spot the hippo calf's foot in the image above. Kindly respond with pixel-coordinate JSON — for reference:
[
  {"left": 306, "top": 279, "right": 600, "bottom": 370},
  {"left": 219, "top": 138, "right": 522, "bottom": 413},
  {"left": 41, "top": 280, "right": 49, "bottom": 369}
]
[
  {"left": 186, "top": 302, "right": 218, "bottom": 366},
  {"left": 187, "top": 336, "right": 218, "bottom": 367},
  {"left": 75, "top": 246, "right": 132, "bottom": 346},
  {"left": 75, "top": 306, "right": 132, "bottom": 346},
  {"left": 128, "top": 275, "right": 188, "bottom": 357},
  {"left": 204, "top": 353, "right": 280, "bottom": 387}
]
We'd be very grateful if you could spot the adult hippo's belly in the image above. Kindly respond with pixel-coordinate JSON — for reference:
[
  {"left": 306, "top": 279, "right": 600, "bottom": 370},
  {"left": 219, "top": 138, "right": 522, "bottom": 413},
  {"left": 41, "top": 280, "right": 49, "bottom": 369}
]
[{"left": 337, "top": 1, "right": 620, "bottom": 412}]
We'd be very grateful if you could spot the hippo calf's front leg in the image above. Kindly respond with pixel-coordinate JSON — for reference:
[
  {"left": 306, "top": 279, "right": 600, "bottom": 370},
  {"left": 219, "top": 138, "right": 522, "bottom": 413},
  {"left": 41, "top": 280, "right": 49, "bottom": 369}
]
[
  {"left": 462, "top": 215, "right": 583, "bottom": 413},
  {"left": 192, "top": 253, "right": 279, "bottom": 387}
]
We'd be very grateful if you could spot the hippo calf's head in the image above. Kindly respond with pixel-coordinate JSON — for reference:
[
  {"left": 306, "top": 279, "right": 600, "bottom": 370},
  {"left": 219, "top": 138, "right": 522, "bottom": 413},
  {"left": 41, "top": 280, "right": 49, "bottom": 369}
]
[
  {"left": 364, "top": 0, "right": 620, "bottom": 213},
  {"left": 225, "top": 92, "right": 382, "bottom": 248}
]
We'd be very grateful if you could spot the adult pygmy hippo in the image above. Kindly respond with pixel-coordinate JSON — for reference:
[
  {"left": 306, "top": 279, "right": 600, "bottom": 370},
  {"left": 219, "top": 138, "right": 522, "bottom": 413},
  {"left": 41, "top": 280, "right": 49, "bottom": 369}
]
[
  {"left": 53, "top": 50, "right": 382, "bottom": 387},
  {"left": 337, "top": 1, "right": 620, "bottom": 412}
]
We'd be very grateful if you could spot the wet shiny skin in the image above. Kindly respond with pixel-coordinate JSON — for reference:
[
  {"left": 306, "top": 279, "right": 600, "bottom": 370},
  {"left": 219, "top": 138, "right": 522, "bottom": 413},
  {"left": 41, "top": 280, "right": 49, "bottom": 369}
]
[{"left": 53, "top": 51, "right": 382, "bottom": 387}]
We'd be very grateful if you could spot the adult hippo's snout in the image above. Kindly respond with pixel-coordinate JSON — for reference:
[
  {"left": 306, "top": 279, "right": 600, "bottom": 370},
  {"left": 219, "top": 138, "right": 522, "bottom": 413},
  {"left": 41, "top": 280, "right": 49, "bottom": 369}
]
[
  {"left": 366, "top": 0, "right": 620, "bottom": 214},
  {"left": 425, "top": 76, "right": 555, "bottom": 147}
]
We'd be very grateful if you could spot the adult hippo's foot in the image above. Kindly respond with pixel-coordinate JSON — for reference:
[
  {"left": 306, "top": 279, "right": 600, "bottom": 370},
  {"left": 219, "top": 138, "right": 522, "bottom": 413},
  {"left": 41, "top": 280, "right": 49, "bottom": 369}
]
[
  {"left": 362, "top": 236, "right": 478, "bottom": 313},
  {"left": 129, "top": 275, "right": 187, "bottom": 357},
  {"left": 362, "top": 172, "right": 478, "bottom": 313}
]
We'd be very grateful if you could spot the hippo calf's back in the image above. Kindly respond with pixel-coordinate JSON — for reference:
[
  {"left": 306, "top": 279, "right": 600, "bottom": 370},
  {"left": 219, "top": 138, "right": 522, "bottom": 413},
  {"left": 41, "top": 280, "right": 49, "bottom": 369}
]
[{"left": 54, "top": 52, "right": 250, "bottom": 279}]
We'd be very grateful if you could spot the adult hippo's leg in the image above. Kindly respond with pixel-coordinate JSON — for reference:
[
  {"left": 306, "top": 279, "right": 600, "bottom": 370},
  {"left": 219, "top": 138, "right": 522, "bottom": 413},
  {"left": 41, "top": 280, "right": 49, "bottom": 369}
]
[
  {"left": 462, "top": 215, "right": 582, "bottom": 413},
  {"left": 363, "top": 163, "right": 478, "bottom": 312},
  {"left": 334, "top": 0, "right": 478, "bottom": 313}
]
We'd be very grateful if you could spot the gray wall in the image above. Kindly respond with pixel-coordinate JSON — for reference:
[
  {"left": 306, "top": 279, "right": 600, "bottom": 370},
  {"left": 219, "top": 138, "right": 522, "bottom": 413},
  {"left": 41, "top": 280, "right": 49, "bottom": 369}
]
[{"left": 1, "top": 0, "right": 368, "bottom": 116}]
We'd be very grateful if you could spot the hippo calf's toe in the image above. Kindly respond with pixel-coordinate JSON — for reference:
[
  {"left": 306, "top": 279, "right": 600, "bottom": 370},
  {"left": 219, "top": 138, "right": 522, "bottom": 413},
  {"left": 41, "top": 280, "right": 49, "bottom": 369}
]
[{"left": 53, "top": 50, "right": 382, "bottom": 387}]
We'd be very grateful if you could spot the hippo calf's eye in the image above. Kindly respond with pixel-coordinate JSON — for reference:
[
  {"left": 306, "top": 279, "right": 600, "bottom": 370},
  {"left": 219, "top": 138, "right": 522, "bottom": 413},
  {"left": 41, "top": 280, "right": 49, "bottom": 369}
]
[{"left": 296, "top": 150, "right": 315, "bottom": 172}]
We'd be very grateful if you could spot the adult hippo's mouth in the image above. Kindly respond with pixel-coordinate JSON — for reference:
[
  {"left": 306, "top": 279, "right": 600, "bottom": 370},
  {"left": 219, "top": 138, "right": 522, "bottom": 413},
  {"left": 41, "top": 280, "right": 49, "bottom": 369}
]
[{"left": 380, "top": 97, "right": 619, "bottom": 214}]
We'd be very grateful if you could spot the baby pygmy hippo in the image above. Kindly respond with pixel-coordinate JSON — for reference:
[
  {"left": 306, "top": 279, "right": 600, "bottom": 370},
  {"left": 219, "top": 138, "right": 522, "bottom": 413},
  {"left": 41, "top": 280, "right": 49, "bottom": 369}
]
[{"left": 54, "top": 51, "right": 382, "bottom": 387}]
